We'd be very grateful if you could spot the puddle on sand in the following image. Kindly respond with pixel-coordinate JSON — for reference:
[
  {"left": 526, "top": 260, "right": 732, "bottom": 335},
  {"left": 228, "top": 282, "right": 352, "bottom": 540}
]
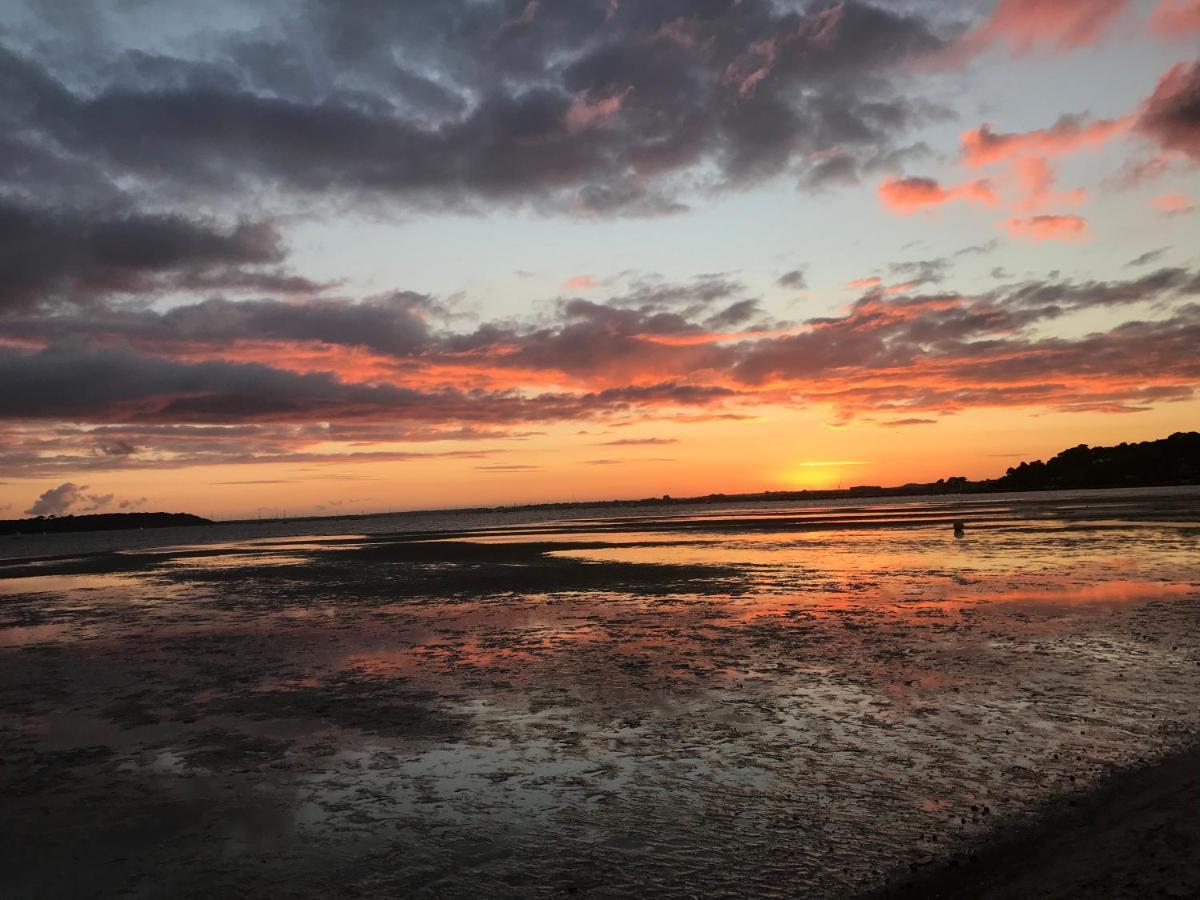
[
  {"left": 161, "top": 553, "right": 310, "bottom": 570},
  {"left": 0, "top": 571, "right": 142, "bottom": 595},
  {"left": 1, "top": 492, "right": 1199, "bottom": 898}
]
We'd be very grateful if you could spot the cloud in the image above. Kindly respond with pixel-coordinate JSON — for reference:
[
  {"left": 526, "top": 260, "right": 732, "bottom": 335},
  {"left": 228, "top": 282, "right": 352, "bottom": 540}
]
[
  {"left": 23, "top": 481, "right": 122, "bottom": 516},
  {"left": 777, "top": 269, "right": 807, "bottom": 290},
  {"left": 847, "top": 277, "right": 883, "bottom": 289},
  {"left": 0, "top": 202, "right": 290, "bottom": 311},
  {"left": 1012, "top": 156, "right": 1088, "bottom": 212},
  {"left": 25, "top": 482, "right": 88, "bottom": 516},
  {"left": 1126, "top": 248, "right": 1169, "bottom": 267},
  {"left": 877, "top": 176, "right": 996, "bottom": 212},
  {"left": 2, "top": 262, "right": 1199, "bottom": 475},
  {"left": 949, "top": 0, "right": 1130, "bottom": 59},
  {"left": 880, "top": 418, "right": 937, "bottom": 427},
  {"left": 1150, "top": 1, "right": 1200, "bottom": 38},
  {"left": 1137, "top": 61, "right": 1200, "bottom": 162},
  {"left": 960, "top": 115, "right": 1129, "bottom": 167},
  {"left": 564, "top": 275, "right": 598, "bottom": 291},
  {"left": 598, "top": 437, "right": 679, "bottom": 446},
  {"left": 953, "top": 239, "right": 1000, "bottom": 257},
  {"left": 1153, "top": 193, "right": 1196, "bottom": 216},
  {"left": 0, "top": 2, "right": 950, "bottom": 217},
  {"left": 565, "top": 89, "right": 628, "bottom": 133},
  {"left": 1005, "top": 214, "right": 1089, "bottom": 241},
  {"left": 0, "top": 340, "right": 739, "bottom": 429},
  {"left": 887, "top": 258, "right": 951, "bottom": 288},
  {"left": 3, "top": 292, "right": 442, "bottom": 358}
]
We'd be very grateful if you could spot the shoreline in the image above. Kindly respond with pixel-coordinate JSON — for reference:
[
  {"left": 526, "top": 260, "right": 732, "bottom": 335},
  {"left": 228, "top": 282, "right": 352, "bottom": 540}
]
[
  {"left": 218, "top": 480, "right": 1200, "bottom": 527},
  {"left": 860, "top": 740, "right": 1200, "bottom": 899}
]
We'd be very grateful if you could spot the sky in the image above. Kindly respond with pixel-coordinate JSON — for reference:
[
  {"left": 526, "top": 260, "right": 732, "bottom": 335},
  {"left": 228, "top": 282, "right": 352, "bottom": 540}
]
[{"left": 0, "top": 0, "right": 1197, "bottom": 519}]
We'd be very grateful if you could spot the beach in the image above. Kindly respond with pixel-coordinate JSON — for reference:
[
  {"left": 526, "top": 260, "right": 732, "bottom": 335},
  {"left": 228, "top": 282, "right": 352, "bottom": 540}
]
[{"left": 2, "top": 488, "right": 1198, "bottom": 898}]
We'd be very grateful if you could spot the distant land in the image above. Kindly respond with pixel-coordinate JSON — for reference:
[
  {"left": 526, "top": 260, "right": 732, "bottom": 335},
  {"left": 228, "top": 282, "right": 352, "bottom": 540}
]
[
  {"left": 0, "top": 512, "right": 211, "bottom": 536},
  {"left": 2, "top": 433, "right": 1196, "bottom": 535},
  {"left": 486, "top": 430, "right": 1200, "bottom": 512}
]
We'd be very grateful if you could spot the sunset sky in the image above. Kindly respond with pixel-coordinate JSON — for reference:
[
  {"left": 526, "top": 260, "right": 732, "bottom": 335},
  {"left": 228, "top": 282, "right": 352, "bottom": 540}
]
[{"left": 0, "top": 0, "right": 1197, "bottom": 519}]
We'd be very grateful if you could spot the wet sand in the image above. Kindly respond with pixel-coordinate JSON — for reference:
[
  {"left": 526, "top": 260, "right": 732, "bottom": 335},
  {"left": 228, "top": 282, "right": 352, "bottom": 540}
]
[
  {"left": 1, "top": 490, "right": 1198, "bottom": 897},
  {"left": 865, "top": 741, "right": 1200, "bottom": 899}
]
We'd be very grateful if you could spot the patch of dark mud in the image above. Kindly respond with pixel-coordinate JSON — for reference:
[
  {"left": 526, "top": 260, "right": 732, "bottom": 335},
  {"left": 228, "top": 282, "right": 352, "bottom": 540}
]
[
  {"left": 1, "top": 743, "right": 117, "bottom": 797},
  {"left": 211, "top": 674, "right": 469, "bottom": 740},
  {"left": 165, "top": 539, "right": 748, "bottom": 602},
  {"left": 182, "top": 729, "right": 293, "bottom": 770},
  {"left": 861, "top": 742, "right": 1200, "bottom": 900}
]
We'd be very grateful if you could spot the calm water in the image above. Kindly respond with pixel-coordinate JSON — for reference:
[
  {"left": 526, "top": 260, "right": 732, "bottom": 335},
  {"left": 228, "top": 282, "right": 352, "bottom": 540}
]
[{"left": 2, "top": 488, "right": 1198, "bottom": 897}]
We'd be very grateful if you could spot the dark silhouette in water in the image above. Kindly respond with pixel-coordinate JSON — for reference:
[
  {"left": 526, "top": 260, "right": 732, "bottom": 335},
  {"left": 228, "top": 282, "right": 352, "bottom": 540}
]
[
  {"left": 953, "top": 521, "right": 966, "bottom": 538},
  {"left": 0, "top": 512, "right": 211, "bottom": 536}
]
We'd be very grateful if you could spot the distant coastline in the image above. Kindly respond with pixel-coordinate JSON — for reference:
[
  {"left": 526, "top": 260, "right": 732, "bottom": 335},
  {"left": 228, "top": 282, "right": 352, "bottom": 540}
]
[
  {"left": 4, "top": 432, "right": 1196, "bottom": 535},
  {"left": 0, "top": 511, "right": 211, "bottom": 536},
  {"left": 227, "top": 431, "right": 1199, "bottom": 525}
]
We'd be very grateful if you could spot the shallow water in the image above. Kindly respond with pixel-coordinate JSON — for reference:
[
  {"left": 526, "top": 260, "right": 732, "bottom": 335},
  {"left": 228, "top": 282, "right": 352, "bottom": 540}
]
[{"left": 1, "top": 489, "right": 1198, "bottom": 897}]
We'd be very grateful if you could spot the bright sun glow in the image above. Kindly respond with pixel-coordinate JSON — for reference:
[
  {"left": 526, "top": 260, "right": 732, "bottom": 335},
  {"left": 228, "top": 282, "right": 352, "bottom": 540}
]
[{"left": 781, "top": 462, "right": 867, "bottom": 490}]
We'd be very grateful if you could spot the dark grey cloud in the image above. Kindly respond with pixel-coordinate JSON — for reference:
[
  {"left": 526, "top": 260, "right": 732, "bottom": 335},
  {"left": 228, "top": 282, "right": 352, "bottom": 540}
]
[
  {"left": 1125, "top": 248, "right": 1169, "bottom": 268},
  {"left": 0, "top": 1, "right": 953, "bottom": 216},
  {"left": 777, "top": 269, "right": 808, "bottom": 290},
  {"left": 0, "top": 201, "right": 291, "bottom": 310},
  {"left": 0, "top": 342, "right": 736, "bottom": 426},
  {"left": 23, "top": 480, "right": 123, "bottom": 515},
  {"left": 1137, "top": 60, "right": 1200, "bottom": 163},
  {"left": 1000, "top": 268, "right": 1200, "bottom": 313},
  {"left": 25, "top": 481, "right": 87, "bottom": 516},
  {"left": 953, "top": 239, "right": 999, "bottom": 257},
  {"left": 887, "top": 257, "right": 950, "bottom": 288}
]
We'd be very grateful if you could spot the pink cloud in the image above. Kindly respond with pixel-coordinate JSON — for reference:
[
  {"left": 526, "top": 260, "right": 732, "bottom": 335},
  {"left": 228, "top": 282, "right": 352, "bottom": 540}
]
[
  {"left": 564, "top": 275, "right": 598, "bottom": 291},
  {"left": 954, "top": 0, "right": 1131, "bottom": 58},
  {"left": 877, "top": 176, "right": 997, "bottom": 213},
  {"left": 725, "top": 37, "right": 780, "bottom": 99},
  {"left": 1153, "top": 193, "right": 1196, "bottom": 216},
  {"left": 565, "top": 90, "right": 627, "bottom": 132},
  {"left": 1005, "top": 214, "right": 1090, "bottom": 241},
  {"left": 961, "top": 116, "right": 1129, "bottom": 167},
  {"left": 1013, "top": 156, "right": 1088, "bottom": 211},
  {"left": 1150, "top": 0, "right": 1200, "bottom": 37},
  {"left": 846, "top": 276, "right": 882, "bottom": 290}
]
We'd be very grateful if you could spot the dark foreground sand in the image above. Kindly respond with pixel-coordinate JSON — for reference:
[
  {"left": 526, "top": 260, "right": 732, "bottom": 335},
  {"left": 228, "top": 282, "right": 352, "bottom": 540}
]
[{"left": 866, "top": 742, "right": 1200, "bottom": 899}]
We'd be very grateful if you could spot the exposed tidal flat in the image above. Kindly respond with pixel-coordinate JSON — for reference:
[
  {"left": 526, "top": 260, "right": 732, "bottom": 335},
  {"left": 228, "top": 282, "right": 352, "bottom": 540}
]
[{"left": 2, "top": 488, "right": 1198, "bottom": 898}]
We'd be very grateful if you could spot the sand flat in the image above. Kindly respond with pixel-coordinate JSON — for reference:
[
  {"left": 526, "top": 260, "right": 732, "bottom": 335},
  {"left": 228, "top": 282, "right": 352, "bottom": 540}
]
[{"left": 1, "top": 489, "right": 1198, "bottom": 897}]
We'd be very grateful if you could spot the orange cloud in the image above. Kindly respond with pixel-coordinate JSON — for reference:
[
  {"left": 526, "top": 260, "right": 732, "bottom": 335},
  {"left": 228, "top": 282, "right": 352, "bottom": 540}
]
[
  {"left": 1005, "top": 214, "right": 1089, "bottom": 241},
  {"left": 1150, "top": 0, "right": 1200, "bottom": 37},
  {"left": 877, "top": 176, "right": 997, "bottom": 213},
  {"left": 1153, "top": 193, "right": 1196, "bottom": 215},
  {"left": 961, "top": 116, "right": 1129, "bottom": 167}
]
